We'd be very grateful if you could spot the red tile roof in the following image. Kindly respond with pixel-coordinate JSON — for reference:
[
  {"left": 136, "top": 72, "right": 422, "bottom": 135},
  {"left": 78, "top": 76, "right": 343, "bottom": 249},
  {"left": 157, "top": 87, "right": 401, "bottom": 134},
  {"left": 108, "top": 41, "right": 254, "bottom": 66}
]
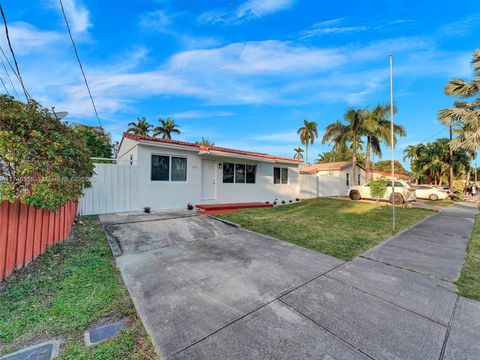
[
  {"left": 300, "top": 161, "right": 365, "bottom": 174},
  {"left": 122, "top": 132, "right": 303, "bottom": 164}
]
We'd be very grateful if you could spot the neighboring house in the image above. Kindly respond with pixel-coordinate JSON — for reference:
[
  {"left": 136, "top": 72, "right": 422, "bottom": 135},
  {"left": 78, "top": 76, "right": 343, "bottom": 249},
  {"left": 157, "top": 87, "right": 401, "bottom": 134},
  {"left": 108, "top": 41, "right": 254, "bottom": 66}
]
[
  {"left": 115, "top": 133, "right": 302, "bottom": 210},
  {"left": 370, "top": 170, "right": 409, "bottom": 181},
  {"left": 300, "top": 161, "right": 366, "bottom": 197}
]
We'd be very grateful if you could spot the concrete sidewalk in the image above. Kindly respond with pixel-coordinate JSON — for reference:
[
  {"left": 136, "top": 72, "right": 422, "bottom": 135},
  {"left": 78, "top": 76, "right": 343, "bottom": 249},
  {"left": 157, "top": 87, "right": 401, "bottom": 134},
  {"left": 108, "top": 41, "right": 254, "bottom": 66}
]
[{"left": 102, "top": 203, "right": 480, "bottom": 360}]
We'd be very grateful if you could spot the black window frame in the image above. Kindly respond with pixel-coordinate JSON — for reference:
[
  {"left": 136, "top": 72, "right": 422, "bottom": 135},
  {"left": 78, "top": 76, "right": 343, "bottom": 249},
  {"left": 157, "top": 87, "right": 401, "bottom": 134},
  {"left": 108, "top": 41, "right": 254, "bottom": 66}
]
[
  {"left": 274, "top": 167, "right": 288, "bottom": 185},
  {"left": 151, "top": 154, "right": 187, "bottom": 182},
  {"left": 223, "top": 162, "right": 256, "bottom": 184},
  {"left": 151, "top": 154, "right": 170, "bottom": 181},
  {"left": 346, "top": 173, "right": 350, "bottom": 187}
]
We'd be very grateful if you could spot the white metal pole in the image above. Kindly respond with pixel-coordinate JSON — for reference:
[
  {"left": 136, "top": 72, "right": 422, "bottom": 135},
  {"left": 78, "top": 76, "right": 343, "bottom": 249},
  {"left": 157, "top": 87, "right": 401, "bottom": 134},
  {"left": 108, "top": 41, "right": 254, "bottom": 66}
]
[{"left": 390, "top": 54, "right": 396, "bottom": 231}]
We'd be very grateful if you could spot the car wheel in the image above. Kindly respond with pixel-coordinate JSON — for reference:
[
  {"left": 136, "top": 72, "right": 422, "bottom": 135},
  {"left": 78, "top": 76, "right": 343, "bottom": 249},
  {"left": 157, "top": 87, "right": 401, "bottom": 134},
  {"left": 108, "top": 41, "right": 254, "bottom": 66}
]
[
  {"left": 349, "top": 191, "right": 361, "bottom": 200},
  {"left": 389, "top": 192, "right": 404, "bottom": 205},
  {"left": 429, "top": 194, "right": 439, "bottom": 201}
]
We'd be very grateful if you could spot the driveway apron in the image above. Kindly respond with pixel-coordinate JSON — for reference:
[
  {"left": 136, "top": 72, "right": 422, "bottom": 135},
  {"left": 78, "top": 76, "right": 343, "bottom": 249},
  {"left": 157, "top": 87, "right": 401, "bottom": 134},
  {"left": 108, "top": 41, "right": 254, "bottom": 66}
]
[{"left": 101, "top": 203, "right": 479, "bottom": 360}]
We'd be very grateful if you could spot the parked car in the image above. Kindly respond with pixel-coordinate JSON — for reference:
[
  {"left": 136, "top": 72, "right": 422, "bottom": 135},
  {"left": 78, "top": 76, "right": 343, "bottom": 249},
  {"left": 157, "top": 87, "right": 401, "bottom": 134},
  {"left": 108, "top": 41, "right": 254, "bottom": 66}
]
[
  {"left": 414, "top": 185, "right": 449, "bottom": 201},
  {"left": 348, "top": 180, "right": 416, "bottom": 204}
]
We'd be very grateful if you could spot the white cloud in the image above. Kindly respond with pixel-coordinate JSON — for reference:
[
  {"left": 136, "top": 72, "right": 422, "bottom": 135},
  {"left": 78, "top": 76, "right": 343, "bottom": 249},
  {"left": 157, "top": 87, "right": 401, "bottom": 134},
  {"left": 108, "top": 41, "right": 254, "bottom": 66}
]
[
  {"left": 199, "top": 0, "right": 294, "bottom": 24},
  {"left": 58, "top": 0, "right": 90, "bottom": 33},
  {"left": 253, "top": 130, "right": 299, "bottom": 142},
  {"left": 139, "top": 10, "right": 173, "bottom": 33},
  {"left": 301, "top": 26, "right": 368, "bottom": 38},
  {"left": 0, "top": 22, "right": 63, "bottom": 55},
  {"left": 171, "top": 110, "right": 234, "bottom": 119}
]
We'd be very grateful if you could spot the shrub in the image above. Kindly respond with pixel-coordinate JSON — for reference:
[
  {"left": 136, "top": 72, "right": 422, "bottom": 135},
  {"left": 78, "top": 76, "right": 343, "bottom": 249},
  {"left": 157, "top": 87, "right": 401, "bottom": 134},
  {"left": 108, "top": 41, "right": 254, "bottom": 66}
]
[
  {"left": 0, "top": 96, "right": 94, "bottom": 209},
  {"left": 369, "top": 177, "right": 389, "bottom": 201}
]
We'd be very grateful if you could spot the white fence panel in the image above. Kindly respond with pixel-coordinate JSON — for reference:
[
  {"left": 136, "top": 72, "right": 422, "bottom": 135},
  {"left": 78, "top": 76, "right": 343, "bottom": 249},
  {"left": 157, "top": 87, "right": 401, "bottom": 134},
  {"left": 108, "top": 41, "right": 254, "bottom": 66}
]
[
  {"left": 318, "top": 172, "right": 342, "bottom": 196},
  {"left": 78, "top": 164, "right": 139, "bottom": 215},
  {"left": 299, "top": 174, "right": 318, "bottom": 199}
]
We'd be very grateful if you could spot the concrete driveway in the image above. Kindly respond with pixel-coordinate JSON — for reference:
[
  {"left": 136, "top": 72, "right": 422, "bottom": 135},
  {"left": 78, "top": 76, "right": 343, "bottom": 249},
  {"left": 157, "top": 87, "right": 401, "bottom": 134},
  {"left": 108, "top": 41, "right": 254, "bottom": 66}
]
[{"left": 101, "top": 204, "right": 479, "bottom": 360}]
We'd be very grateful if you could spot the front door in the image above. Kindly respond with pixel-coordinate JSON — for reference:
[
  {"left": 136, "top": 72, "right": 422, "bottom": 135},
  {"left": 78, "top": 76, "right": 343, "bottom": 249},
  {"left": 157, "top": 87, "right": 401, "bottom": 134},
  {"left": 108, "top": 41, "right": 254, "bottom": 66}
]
[{"left": 201, "top": 159, "right": 216, "bottom": 200}]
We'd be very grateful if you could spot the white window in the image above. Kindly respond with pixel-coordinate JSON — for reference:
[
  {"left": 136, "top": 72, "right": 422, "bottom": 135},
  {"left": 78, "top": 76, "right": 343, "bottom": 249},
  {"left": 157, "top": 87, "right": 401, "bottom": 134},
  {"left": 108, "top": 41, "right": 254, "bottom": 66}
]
[
  {"left": 151, "top": 155, "right": 187, "bottom": 182},
  {"left": 274, "top": 167, "right": 288, "bottom": 184}
]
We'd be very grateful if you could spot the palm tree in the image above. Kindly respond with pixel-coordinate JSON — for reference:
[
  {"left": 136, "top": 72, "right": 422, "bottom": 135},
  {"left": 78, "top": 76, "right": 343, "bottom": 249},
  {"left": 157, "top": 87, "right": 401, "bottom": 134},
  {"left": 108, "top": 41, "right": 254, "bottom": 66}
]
[
  {"left": 127, "top": 117, "right": 152, "bottom": 135},
  {"left": 293, "top": 147, "right": 304, "bottom": 160},
  {"left": 323, "top": 109, "right": 368, "bottom": 185},
  {"left": 153, "top": 117, "right": 181, "bottom": 139},
  {"left": 438, "top": 49, "right": 480, "bottom": 187},
  {"left": 297, "top": 120, "right": 318, "bottom": 164},
  {"left": 364, "top": 104, "right": 406, "bottom": 180},
  {"left": 196, "top": 137, "right": 215, "bottom": 146}
]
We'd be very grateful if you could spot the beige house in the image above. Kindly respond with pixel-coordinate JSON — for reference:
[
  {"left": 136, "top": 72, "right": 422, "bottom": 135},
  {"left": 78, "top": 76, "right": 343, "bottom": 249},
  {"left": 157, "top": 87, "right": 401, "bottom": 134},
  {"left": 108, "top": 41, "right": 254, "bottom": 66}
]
[{"left": 300, "top": 161, "right": 366, "bottom": 197}]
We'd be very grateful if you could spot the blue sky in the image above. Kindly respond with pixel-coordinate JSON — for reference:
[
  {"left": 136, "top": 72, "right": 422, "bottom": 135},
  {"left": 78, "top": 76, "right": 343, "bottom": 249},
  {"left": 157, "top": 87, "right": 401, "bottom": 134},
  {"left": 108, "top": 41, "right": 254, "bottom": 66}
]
[{"left": 2, "top": 0, "right": 480, "bottom": 166}]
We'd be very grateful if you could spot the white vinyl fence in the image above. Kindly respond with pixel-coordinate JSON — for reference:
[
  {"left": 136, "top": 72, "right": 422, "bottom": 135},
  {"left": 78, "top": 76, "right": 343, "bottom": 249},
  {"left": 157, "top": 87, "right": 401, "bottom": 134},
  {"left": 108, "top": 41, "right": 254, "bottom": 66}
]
[
  {"left": 299, "top": 173, "right": 346, "bottom": 198},
  {"left": 299, "top": 174, "right": 319, "bottom": 199},
  {"left": 78, "top": 163, "right": 139, "bottom": 215}
]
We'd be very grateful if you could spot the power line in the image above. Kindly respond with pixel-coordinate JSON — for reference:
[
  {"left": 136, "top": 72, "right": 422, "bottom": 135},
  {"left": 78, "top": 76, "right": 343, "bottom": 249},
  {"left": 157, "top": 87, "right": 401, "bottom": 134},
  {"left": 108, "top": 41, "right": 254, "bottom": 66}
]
[
  {"left": 0, "top": 46, "right": 22, "bottom": 99},
  {"left": 0, "top": 54, "right": 19, "bottom": 98},
  {"left": 59, "top": 0, "right": 102, "bottom": 128},
  {"left": 0, "top": 71, "right": 9, "bottom": 95},
  {"left": 423, "top": 128, "right": 448, "bottom": 142},
  {"left": 0, "top": 3, "right": 29, "bottom": 101}
]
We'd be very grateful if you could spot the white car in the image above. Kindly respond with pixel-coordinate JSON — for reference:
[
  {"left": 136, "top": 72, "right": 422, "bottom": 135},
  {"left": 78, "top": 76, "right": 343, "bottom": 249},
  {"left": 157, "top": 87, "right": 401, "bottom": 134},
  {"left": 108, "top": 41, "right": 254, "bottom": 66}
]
[
  {"left": 348, "top": 180, "right": 416, "bottom": 204},
  {"left": 414, "top": 185, "right": 449, "bottom": 201}
]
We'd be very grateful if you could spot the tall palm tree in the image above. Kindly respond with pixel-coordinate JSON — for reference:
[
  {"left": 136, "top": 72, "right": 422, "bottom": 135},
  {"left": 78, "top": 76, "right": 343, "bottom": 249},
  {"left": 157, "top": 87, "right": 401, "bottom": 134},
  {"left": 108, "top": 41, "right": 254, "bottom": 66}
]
[
  {"left": 364, "top": 104, "right": 406, "bottom": 180},
  {"left": 297, "top": 120, "right": 318, "bottom": 164},
  {"left": 196, "top": 137, "right": 215, "bottom": 146},
  {"left": 127, "top": 117, "right": 152, "bottom": 135},
  {"left": 293, "top": 147, "right": 304, "bottom": 160},
  {"left": 438, "top": 49, "right": 480, "bottom": 186},
  {"left": 153, "top": 117, "right": 181, "bottom": 139},
  {"left": 323, "top": 108, "right": 368, "bottom": 185}
]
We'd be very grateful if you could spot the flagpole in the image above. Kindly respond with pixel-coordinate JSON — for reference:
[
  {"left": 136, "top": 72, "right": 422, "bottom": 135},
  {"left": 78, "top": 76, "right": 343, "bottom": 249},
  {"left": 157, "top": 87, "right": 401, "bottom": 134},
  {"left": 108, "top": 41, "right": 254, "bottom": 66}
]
[{"left": 390, "top": 54, "right": 396, "bottom": 231}]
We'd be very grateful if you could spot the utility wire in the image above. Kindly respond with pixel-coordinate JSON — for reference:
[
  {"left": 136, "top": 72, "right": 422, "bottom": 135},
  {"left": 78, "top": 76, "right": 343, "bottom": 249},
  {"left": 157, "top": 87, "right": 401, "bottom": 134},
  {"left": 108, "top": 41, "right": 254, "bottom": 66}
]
[
  {"left": 423, "top": 128, "right": 448, "bottom": 142},
  {"left": 0, "top": 54, "right": 19, "bottom": 98},
  {"left": 0, "top": 3, "right": 29, "bottom": 101},
  {"left": 0, "top": 70, "right": 9, "bottom": 96},
  {"left": 0, "top": 46, "right": 22, "bottom": 98},
  {"left": 59, "top": 0, "right": 102, "bottom": 128}
]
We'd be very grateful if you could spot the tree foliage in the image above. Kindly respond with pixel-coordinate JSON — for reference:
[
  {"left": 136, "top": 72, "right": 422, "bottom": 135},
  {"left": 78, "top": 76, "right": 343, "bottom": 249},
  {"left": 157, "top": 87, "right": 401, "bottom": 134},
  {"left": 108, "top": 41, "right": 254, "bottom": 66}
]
[
  {"left": 293, "top": 147, "right": 304, "bottom": 160},
  {"left": 297, "top": 119, "right": 318, "bottom": 164},
  {"left": 0, "top": 96, "right": 94, "bottom": 209},
  {"left": 71, "top": 123, "right": 113, "bottom": 158},
  {"left": 196, "top": 137, "right": 215, "bottom": 146},
  {"left": 403, "top": 138, "right": 471, "bottom": 184},
  {"left": 127, "top": 117, "right": 153, "bottom": 135},
  {"left": 438, "top": 49, "right": 480, "bottom": 152},
  {"left": 153, "top": 117, "right": 181, "bottom": 139},
  {"left": 369, "top": 177, "right": 389, "bottom": 199},
  {"left": 373, "top": 160, "right": 409, "bottom": 175}
]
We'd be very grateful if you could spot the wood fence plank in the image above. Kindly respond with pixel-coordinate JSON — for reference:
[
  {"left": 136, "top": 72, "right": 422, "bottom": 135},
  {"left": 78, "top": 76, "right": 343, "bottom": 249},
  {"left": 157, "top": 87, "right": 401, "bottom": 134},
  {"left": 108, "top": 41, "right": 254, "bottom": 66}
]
[
  {"left": 5, "top": 202, "right": 20, "bottom": 278},
  {"left": 33, "top": 207, "right": 43, "bottom": 260},
  {"left": 16, "top": 204, "right": 29, "bottom": 268},
  {"left": 0, "top": 202, "right": 9, "bottom": 281},
  {"left": 25, "top": 206, "right": 36, "bottom": 265}
]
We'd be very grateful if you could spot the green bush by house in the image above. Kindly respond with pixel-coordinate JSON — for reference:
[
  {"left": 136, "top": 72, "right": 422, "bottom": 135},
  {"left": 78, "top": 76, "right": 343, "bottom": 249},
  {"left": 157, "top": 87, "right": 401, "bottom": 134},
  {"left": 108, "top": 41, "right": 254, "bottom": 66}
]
[{"left": 0, "top": 95, "right": 94, "bottom": 209}]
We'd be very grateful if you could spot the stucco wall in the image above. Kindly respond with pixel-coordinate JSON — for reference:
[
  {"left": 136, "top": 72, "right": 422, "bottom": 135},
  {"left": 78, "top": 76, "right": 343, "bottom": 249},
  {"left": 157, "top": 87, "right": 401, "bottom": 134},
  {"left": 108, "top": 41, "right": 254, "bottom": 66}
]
[{"left": 135, "top": 143, "right": 300, "bottom": 210}]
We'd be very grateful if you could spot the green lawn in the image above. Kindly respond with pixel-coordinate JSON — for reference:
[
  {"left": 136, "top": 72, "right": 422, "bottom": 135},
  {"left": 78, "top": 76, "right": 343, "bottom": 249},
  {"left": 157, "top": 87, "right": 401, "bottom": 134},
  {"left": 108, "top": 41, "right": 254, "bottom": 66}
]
[
  {"left": 422, "top": 199, "right": 456, "bottom": 207},
  {"left": 0, "top": 216, "right": 158, "bottom": 359},
  {"left": 218, "top": 198, "right": 434, "bottom": 261},
  {"left": 456, "top": 214, "right": 480, "bottom": 301}
]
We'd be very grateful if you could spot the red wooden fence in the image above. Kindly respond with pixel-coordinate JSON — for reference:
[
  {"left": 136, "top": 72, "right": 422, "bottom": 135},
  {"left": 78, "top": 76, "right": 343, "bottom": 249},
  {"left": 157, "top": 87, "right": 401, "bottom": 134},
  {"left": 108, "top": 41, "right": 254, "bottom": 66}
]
[{"left": 0, "top": 201, "right": 78, "bottom": 281}]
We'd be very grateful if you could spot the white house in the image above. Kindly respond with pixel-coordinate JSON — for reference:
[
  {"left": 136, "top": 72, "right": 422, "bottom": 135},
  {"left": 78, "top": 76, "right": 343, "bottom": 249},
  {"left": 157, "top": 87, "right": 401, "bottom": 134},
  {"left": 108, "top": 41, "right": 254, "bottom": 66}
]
[
  {"left": 299, "top": 161, "right": 366, "bottom": 197},
  {"left": 115, "top": 133, "right": 303, "bottom": 210}
]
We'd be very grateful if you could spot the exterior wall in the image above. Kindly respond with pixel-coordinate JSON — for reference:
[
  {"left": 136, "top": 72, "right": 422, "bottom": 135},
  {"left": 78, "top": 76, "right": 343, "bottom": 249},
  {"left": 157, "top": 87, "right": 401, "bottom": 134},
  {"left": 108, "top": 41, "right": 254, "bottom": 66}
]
[
  {"left": 135, "top": 144, "right": 300, "bottom": 210},
  {"left": 116, "top": 137, "right": 139, "bottom": 165},
  {"left": 307, "top": 165, "right": 366, "bottom": 197}
]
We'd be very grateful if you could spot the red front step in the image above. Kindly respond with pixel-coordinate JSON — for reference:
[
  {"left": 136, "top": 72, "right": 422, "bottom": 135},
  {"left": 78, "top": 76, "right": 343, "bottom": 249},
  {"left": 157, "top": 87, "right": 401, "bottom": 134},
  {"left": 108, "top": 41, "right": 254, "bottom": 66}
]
[{"left": 196, "top": 202, "right": 273, "bottom": 212}]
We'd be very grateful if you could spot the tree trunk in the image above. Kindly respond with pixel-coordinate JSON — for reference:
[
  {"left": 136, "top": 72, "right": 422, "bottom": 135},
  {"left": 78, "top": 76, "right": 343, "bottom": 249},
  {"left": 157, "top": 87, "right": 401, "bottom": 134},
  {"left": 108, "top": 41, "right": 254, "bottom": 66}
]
[
  {"left": 365, "top": 138, "right": 371, "bottom": 182},
  {"left": 352, "top": 138, "right": 357, "bottom": 186},
  {"left": 305, "top": 142, "right": 309, "bottom": 165}
]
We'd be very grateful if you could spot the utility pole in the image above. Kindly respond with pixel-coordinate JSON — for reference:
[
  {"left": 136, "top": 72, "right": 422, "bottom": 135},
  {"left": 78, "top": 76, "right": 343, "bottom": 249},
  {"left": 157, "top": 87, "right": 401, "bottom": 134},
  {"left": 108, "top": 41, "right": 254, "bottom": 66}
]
[
  {"left": 390, "top": 54, "right": 395, "bottom": 231},
  {"left": 449, "top": 124, "right": 454, "bottom": 194}
]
